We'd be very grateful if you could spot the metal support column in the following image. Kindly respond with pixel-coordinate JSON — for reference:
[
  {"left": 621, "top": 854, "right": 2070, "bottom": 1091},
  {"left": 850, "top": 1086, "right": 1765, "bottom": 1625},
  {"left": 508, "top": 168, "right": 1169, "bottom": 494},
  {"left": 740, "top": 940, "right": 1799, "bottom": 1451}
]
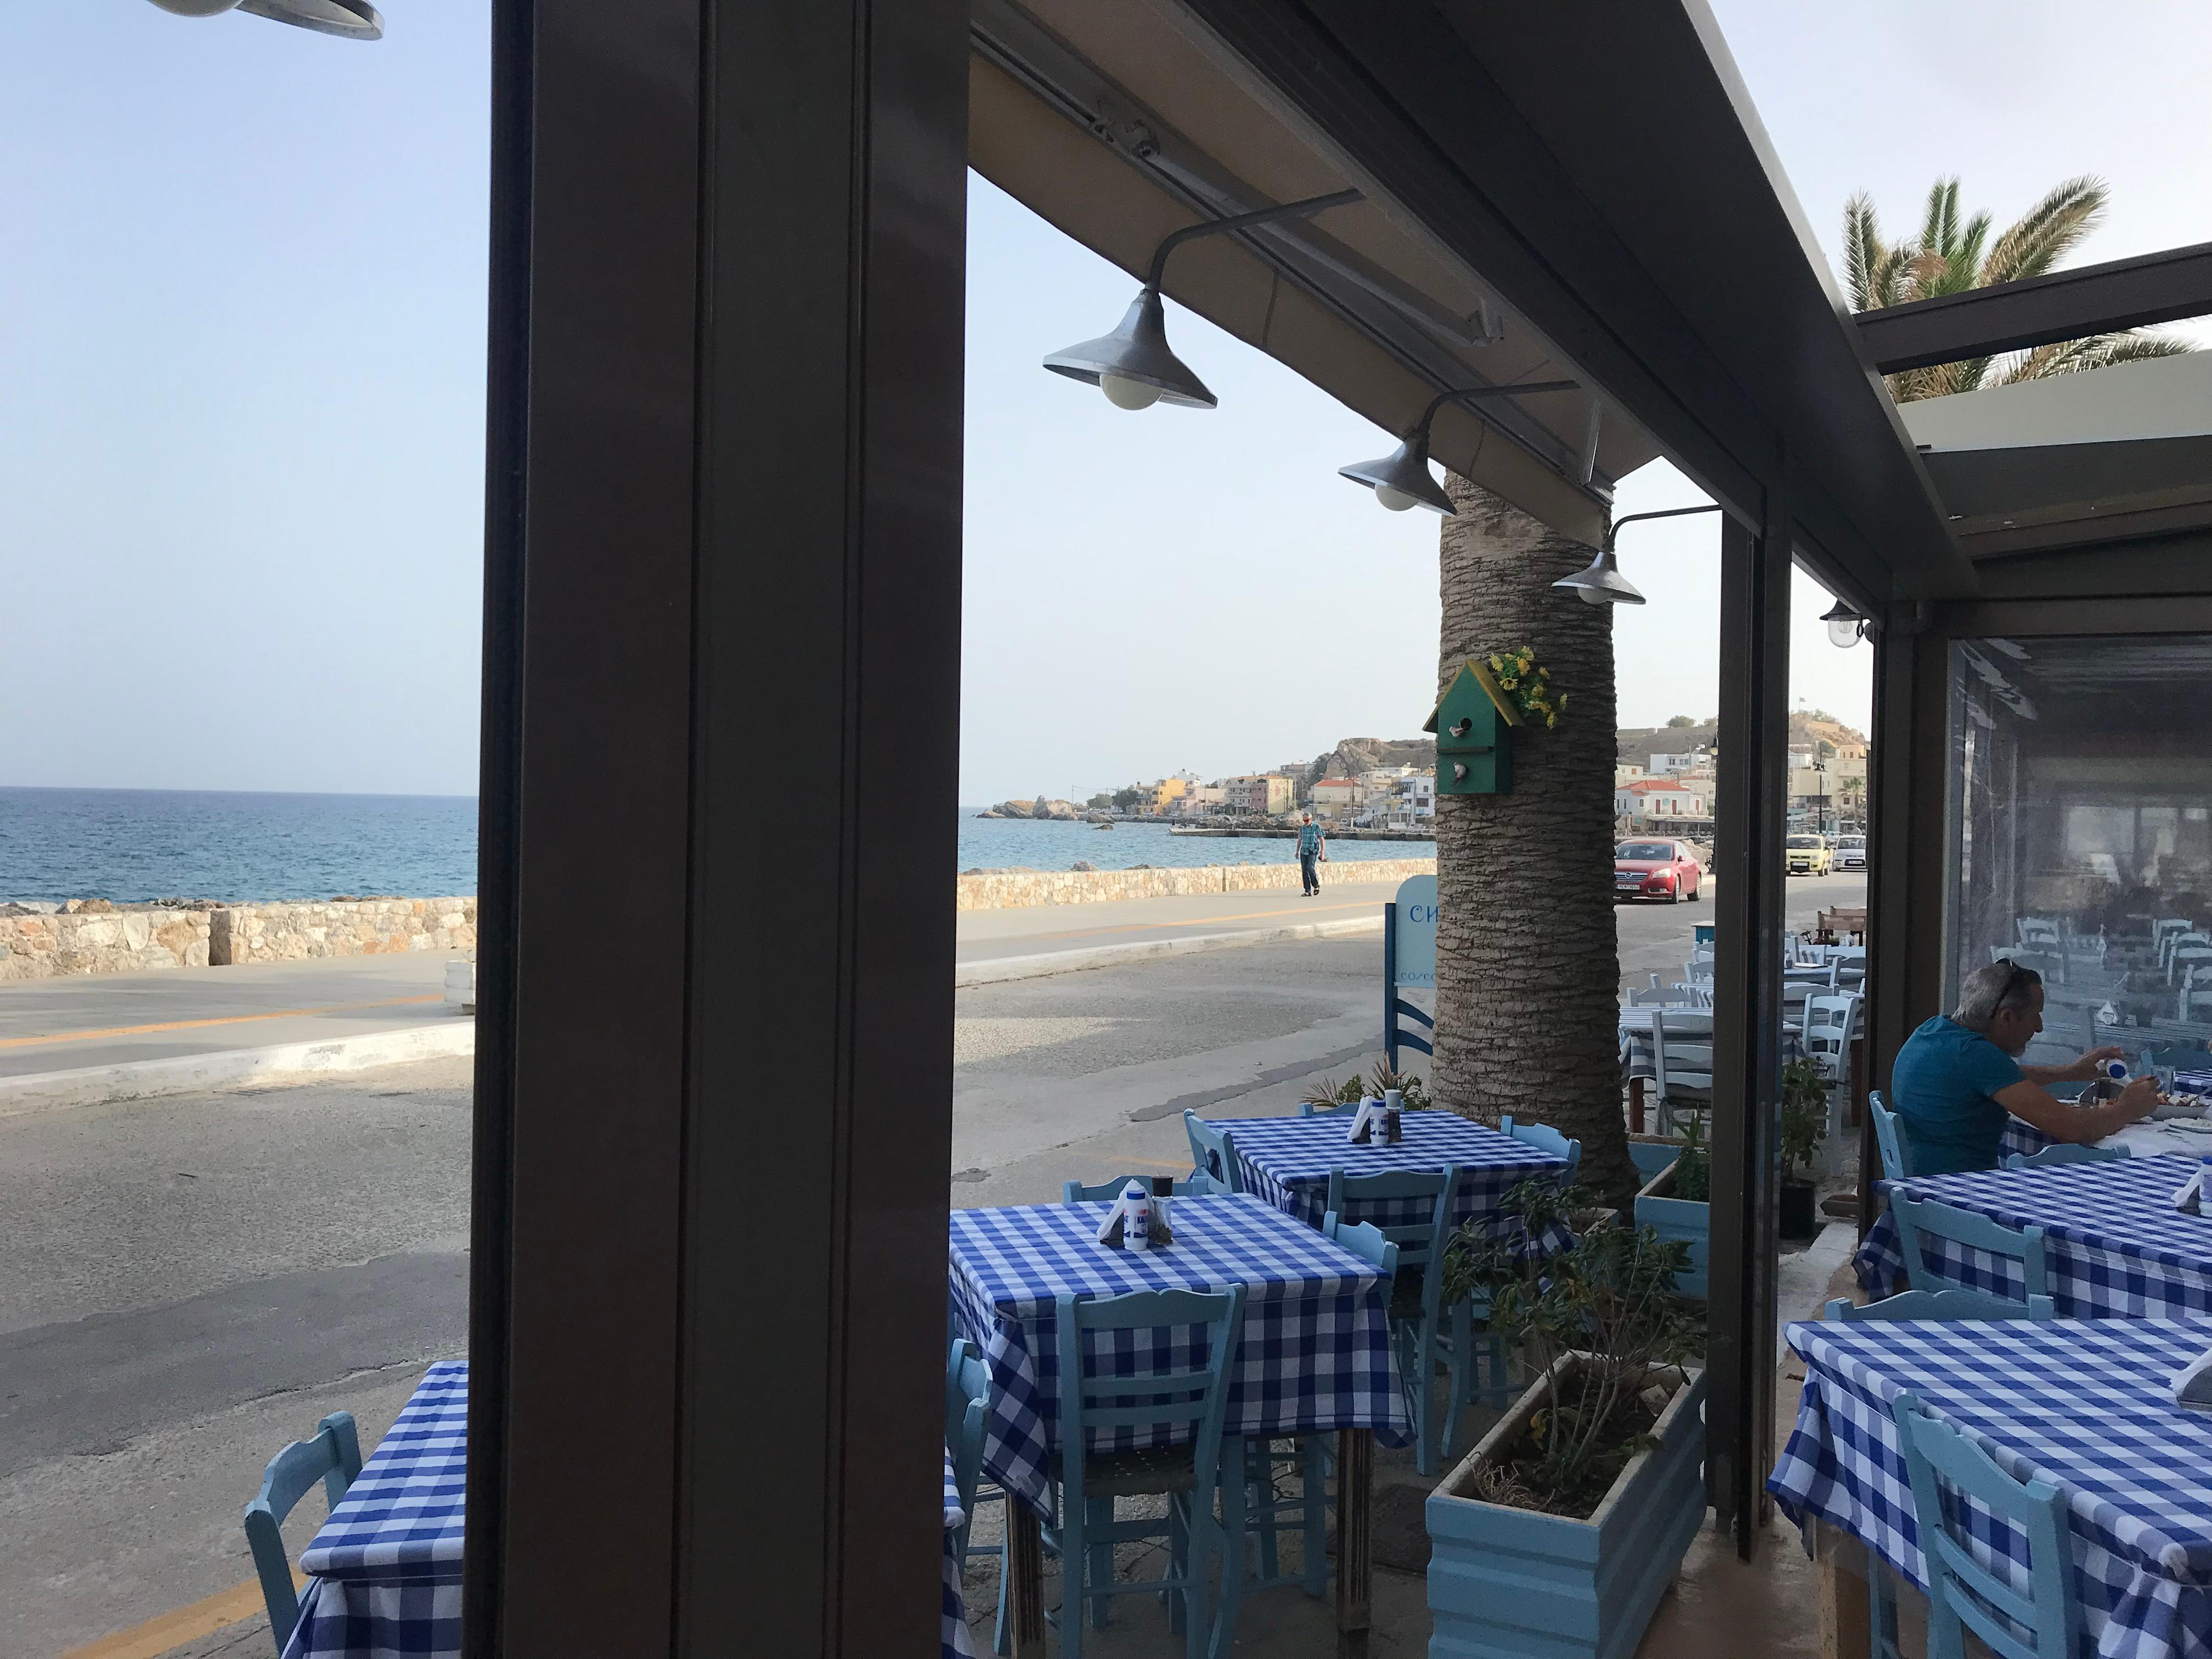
[{"left": 1705, "top": 504, "right": 1792, "bottom": 1557}]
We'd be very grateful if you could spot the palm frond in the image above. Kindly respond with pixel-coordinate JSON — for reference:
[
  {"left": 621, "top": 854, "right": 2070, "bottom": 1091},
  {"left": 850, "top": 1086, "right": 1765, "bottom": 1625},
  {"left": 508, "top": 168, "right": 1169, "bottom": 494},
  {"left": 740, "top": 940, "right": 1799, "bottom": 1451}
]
[
  {"left": 1996, "top": 329, "right": 2196, "bottom": 385},
  {"left": 1918, "top": 178, "right": 1960, "bottom": 258},
  {"left": 1982, "top": 175, "right": 2107, "bottom": 286},
  {"left": 1842, "top": 190, "right": 1886, "bottom": 312}
]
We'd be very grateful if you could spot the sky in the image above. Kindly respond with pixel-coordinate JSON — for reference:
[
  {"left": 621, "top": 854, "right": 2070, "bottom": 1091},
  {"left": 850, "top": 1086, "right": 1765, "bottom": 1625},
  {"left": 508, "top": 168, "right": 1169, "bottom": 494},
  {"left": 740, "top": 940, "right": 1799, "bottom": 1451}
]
[{"left": 2, "top": 3, "right": 2205, "bottom": 801}]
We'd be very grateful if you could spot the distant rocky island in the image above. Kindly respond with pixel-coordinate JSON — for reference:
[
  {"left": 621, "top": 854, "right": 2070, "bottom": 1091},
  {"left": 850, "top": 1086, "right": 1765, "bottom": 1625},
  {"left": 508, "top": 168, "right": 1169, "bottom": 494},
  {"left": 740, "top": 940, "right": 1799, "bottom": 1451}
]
[{"left": 974, "top": 797, "right": 1104, "bottom": 822}]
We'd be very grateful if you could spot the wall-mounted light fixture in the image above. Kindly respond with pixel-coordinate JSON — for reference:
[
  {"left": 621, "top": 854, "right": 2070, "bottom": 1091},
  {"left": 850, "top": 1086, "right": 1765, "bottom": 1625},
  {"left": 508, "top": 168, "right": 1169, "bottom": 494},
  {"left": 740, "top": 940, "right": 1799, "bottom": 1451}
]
[
  {"left": 1821, "top": 599, "right": 1871, "bottom": 650},
  {"left": 1042, "top": 189, "right": 1362, "bottom": 411},
  {"left": 1338, "top": 380, "right": 1583, "bottom": 515},
  {"left": 146, "top": 0, "right": 383, "bottom": 38},
  {"left": 1551, "top": 503, "right": 1724, "bottom": 607}
]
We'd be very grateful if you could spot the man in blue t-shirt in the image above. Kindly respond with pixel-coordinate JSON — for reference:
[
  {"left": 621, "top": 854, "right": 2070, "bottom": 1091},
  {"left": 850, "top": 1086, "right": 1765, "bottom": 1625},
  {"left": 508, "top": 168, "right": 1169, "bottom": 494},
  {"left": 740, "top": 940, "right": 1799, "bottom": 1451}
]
[
  {"left": 1889, "top": 958, "right": 2158, "bottom": 1175},
  {"left": 1296, "top": 811, "right": 1327, "bottom": 896}
]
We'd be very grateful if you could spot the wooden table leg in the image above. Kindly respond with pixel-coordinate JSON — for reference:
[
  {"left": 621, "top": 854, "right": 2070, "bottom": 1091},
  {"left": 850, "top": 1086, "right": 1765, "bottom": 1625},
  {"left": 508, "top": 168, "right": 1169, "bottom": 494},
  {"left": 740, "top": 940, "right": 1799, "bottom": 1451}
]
[
  {"left": 1629, "top": 1076, "right": 1646, "bottom": 1133},
  {"left": 1334, "top": 1428, "right": 1372, "bottom": 1658},
  {"left": 1005, "top": 1500, "right": 1045, "bottom": 1656},
  {"left": 1814, "top": 1520, "right": 1873, "bottom": 1659}
]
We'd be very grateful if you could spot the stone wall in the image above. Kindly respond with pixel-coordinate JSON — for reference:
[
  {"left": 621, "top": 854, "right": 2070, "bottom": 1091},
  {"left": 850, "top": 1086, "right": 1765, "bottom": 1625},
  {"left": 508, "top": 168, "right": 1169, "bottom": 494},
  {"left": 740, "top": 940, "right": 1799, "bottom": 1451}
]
[
  {"left": 954, "top": 858, "right": 1436, "bottom": 911},
  {"left": 0, "top": 909, "right": 213, "bottom": 980},
  {"left": 210, "top": 898, "right": 477, "bottom": 966}
]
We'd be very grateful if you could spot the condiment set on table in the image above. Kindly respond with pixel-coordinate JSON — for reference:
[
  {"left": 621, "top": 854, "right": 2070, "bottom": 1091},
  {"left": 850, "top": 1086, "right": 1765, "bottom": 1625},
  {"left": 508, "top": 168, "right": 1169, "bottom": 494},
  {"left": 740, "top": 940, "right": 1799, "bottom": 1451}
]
[
  {"left": 1346, "top": 1088, "right": 1406, "bottom": 1147},
  {"left": 1094, "top": 1177, "right": 1177, "bottom": 1250}
]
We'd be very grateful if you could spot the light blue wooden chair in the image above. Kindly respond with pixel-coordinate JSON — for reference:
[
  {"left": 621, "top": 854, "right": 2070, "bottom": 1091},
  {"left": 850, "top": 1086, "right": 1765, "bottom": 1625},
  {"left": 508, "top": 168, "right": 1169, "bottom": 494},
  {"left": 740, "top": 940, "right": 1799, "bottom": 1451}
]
[
  {"left": 1062, "top": 1173, "right": 1224, "bottom": 1203},
  {"left": 1048, "top": 1285, "right": 1247, "bottom": 1659},
  {"left": 1182, "top": 1111, "right": 1244, "bottom": 1193},
  {"left": 244, "top": 1412, "right": 363, "bottom": 1656},
  {"left": 1628, "top": 1139, "right": 1680, "bottom": 1185},
  {"left": 1889, "top": 1191, "right": 2050, "bottom": 1302},
  {"left": 1323, "top": 1165, "right": 1501, "bottom": 1475},
  {"left": 1825, "top": 1290, "right": 2055, "bottom": 1324},
  {"left": 1891, "top": 1389, "right": 2084, "bottom": 1659},
  {"left": 1870, "top": 1090, "right": 1914, "bottom": 1181},
  {"left": 945, "top": 1338, "right": 1013, "bottom": 1652},
  {"left": 1298, "top": 1098, "right": 1359, "bottom": 1117},
  {"left": 2004, "top": 1142, "right": 2129, "bottom": 1170},
  {"left": 1499, "top": 1115, "right": 1582, "bottom": 1178}
]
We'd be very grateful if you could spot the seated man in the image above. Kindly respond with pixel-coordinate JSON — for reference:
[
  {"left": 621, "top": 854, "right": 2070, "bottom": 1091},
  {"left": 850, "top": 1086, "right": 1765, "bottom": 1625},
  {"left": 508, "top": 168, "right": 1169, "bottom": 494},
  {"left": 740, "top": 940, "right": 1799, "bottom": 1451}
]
[{"left": 1891, "top": 958, "right": 2159, "bottom": 1175}]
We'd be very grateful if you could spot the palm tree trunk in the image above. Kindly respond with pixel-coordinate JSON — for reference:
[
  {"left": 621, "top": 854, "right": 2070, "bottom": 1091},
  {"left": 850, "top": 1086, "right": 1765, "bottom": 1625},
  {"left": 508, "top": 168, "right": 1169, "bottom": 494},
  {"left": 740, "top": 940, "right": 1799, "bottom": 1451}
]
[{"left": 1432, "top": 475, "right": 1636, "bottom": 1210}]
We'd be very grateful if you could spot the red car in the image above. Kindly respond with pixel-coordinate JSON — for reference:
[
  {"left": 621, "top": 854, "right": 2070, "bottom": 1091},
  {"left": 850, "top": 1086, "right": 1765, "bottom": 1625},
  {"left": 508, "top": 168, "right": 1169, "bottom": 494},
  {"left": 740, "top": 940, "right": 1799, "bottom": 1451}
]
[{"left": 1615, "top": 838, "right": 1703, "bottom": 904}]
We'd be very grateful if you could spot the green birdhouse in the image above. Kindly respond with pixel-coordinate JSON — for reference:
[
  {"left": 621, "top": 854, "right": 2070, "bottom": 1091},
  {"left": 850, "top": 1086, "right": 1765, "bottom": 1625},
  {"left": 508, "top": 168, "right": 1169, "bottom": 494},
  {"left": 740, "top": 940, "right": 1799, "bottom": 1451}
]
[{"left": 1424, "top": 658, "right": 1519, "bottom": 794}]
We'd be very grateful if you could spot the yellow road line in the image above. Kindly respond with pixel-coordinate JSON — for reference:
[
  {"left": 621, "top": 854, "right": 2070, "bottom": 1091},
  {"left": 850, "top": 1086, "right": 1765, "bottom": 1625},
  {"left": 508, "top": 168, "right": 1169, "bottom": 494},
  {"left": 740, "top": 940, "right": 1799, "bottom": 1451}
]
[
  {"left": 59, "top": 1572, "right": 300, "bottom": 1659},
  {"left": 0, "top": 996, "right": 443, "bottom": 1052}
]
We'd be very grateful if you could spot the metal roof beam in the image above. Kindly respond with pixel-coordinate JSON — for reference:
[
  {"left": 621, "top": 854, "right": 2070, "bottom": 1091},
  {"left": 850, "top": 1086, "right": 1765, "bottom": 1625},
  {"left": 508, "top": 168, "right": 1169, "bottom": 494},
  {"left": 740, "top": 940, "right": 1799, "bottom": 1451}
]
[{"left": 1857, "top": 242, "right": 2212, "bottom": 373}]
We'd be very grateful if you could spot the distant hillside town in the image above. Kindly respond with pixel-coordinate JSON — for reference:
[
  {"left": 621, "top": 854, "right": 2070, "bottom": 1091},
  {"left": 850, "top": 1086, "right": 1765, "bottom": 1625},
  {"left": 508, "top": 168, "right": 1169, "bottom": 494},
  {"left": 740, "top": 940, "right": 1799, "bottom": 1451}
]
[
  {"left": 977, "top": 714, "right": 1870, "bottom": 838},
  {"left": 1612, "top": 711, "right": 1868, "bottom": 839}
]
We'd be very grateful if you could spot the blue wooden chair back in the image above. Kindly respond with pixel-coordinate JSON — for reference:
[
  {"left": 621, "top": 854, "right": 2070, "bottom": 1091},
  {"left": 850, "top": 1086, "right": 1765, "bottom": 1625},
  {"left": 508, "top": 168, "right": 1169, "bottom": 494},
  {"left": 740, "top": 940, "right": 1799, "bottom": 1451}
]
[
  {"left": 1825, "top": 1290, "right": 2055, "bottom": 1323},
  {"left": 945, "top": 1339, "right": 992, "bottom": 1567},
  {"left": 2141, "top": 1039, "right": 2209, "bottom": 1070},
  {"left": 1870, "top": 1091, "right": 1912, "bottom": 1180},
  {"left": 1891, "top": 1390, "right": 2081, "bottom": 1659},
  {"left": 1182, "top": 1110, "right": 1243, "bottom": 1191},
  {"left": 243, "top": 1412, "right": 363, "bottom": 1655},
  {"left": 2004, "top": 1143, "right": 2129, "bottom": 1170},
  {"left": 1890, "top": 1192, "right": 2051, "bottom": 1300},
  {"left": 1052, "top": 1287, "right": 1244, "bottom": 1492},
  {"left": 1299, "top": 1098, "right": 1360, "bottom": 1117},
  {"left": 1321, "top": 1212, "right": 1401, "bottom": 1277},
  {"left": 1499, "top": 1115, "right": 1582, "bottom": 1178},
  {"left": 1322, "top": 1166, "right": 1455, "bottom": 1277},
  {"left": 1060, "top": 1173, "right": 1223, "bottom": 1203}
]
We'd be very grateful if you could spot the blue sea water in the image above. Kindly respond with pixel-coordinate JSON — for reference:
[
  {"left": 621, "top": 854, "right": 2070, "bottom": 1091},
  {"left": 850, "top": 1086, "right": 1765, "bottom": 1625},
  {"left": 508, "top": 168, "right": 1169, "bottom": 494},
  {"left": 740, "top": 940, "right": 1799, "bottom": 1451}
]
[
  {"left": 956, "top": 811, "right": 1431, "bottom": 873},
  {"left": 0, "top": 788, "right": 479, "bottom": 904},
  {"left": 0, "top": 788, "right": 1432, "bottom": 902}
]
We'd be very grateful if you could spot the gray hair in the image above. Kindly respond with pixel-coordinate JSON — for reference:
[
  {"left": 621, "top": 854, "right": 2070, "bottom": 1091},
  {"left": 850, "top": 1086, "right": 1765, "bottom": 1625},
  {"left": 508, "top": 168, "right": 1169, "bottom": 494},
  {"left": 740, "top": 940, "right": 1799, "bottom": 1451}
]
[{"left": 1953, "top": 959, "right": 2041, "bottom": 1031}]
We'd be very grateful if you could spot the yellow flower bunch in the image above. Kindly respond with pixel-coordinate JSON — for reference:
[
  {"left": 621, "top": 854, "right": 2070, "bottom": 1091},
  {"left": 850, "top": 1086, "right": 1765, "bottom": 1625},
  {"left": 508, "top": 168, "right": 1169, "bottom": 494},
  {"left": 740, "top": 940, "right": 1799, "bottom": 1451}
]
[{"left": 1488, "top": 645, "right": 1567, "bottom": 728}]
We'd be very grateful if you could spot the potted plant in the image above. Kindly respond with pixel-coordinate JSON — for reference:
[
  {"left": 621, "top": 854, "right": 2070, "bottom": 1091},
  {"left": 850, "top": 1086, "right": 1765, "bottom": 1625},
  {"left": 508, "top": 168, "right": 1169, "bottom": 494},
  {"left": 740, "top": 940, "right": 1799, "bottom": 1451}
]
[
  {"left": 1429, "top": 1181, "right": 1706, "bottom": 1659},
  {"left": 1631, "top": 1115, "right": 1710, "bottom": 1300},
  {"left": 1299, "top": 1060, "right": 1432, "bottom": 1113},
  {"left": 1778, "top": 1056, "right": 1829, "bottom": 1241}
]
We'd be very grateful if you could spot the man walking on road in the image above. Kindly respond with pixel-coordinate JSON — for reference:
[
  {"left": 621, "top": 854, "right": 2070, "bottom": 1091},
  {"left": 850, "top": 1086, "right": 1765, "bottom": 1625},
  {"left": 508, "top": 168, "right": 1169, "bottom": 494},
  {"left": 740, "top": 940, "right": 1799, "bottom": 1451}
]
[{"left": 1297, "top": 810, "right": 1327, "bottom": 896}]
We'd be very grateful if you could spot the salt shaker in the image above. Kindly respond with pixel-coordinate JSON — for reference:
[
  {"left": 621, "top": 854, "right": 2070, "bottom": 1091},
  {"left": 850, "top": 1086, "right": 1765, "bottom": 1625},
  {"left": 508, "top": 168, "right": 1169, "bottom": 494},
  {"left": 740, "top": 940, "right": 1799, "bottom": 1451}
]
[
  {"left": 1151, "top": 1175, "right": 1175, "bottom": 1242},
  {"left": 1122, "top": 1180, "right": 1152, "bottom": 1253},
  {"left": 1383, "top": 1088, "right": 1404, "bottom": 1143}
]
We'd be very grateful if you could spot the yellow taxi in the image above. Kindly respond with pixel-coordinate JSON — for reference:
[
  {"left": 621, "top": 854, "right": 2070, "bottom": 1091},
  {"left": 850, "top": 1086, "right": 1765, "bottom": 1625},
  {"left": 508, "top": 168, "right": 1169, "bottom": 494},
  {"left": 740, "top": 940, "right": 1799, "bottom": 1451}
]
[{"left": 1784, "top": 833, "right": 1833, "bottom": 877}]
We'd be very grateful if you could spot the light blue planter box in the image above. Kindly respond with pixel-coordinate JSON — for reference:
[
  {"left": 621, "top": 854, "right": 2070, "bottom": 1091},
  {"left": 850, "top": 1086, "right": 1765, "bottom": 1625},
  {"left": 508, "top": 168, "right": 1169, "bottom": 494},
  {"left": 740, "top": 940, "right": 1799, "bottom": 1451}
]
[
  {"left": 1633, "top": 1159, "right": 1709, "bottom": 1301},
  {"left": 1427, "top": 1363, "right": 1709, "bottom": 1659}
]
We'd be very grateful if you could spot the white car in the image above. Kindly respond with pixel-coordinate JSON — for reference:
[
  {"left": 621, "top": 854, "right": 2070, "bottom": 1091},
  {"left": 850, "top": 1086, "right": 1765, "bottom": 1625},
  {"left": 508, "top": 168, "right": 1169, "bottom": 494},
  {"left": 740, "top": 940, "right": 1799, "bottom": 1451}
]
[{"left": 1835, "top": 835, "right": 1866, "bottom": 871}]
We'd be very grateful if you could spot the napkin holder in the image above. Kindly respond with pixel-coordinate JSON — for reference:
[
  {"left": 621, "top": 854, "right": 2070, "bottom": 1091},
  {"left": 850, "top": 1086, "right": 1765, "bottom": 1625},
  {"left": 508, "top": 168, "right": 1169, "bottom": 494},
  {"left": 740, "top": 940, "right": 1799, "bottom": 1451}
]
[
  {"left": 2172, "top": 1342, "right": 2212, "bottom": 1413},
  {"left": 1094, "top": 1181, "right": 1172, "bottom": 1248},
  {"left": 1347, "top": 1097, "right": 1378, "bottom": 1145},
  {"left": 2172, "top": 1156, "right": 2212, "bottom": 1216}
]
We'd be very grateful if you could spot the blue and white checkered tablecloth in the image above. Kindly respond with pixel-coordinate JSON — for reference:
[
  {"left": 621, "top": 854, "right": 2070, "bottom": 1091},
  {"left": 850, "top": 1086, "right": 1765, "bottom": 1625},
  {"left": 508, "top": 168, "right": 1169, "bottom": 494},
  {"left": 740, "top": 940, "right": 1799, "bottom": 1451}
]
[
  {"left": 1770, "top": 1317, "right": 2212, "bottom": 1659},
  {"left": 284, "top": 1361, "right": 467, "bottom": 1659},
  {"left": 1853, "top": 1156, "right": 2212, "bottom": 1313},
  {"left": 943, "top": 1446, "right": 974, "bottom": 1659},
  {"left": 947, "top": 1194, "right": 1408, "bottom": 1514},
  {"left": 1226, "top": 1114, "right": 1571, "bottom": 1251}
]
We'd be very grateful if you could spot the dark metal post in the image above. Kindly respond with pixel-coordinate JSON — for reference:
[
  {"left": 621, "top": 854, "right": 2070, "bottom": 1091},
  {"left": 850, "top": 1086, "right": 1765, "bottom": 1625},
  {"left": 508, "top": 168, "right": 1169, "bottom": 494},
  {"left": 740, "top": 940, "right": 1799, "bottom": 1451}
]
[
  {"left": 1705, "top": 505, "right": 1791, "bottom": 1557},
  {"left": 466, "top": 1, "right": 968, "bottom": 1653},
  {"left": 1384, "top": 901, "right": 1400, "bottom": 1071}
]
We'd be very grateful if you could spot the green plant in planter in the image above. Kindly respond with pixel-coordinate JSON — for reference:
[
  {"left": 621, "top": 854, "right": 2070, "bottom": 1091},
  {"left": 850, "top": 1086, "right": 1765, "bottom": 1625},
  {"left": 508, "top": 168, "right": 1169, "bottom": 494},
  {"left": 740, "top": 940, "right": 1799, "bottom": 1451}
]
[
  {"left": 1443, "top": 1180, "right": 1701, "bottom": 1515},
  {"left": 1780, "top": 1056, "right": 1830, "bottom": 1184},
  {"left": 1670, "top": 1113, "right": 1711, "bottom": 1203},
  {"left": 1299, "top": 1062, "right": 1432, "bottom": 1113}
]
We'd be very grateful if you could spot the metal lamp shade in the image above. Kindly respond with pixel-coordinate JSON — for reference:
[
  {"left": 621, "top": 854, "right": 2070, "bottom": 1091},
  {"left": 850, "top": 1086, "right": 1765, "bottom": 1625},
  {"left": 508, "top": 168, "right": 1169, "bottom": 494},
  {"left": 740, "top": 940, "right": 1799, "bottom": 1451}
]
[
  {"left": 1551, "top": 546, "right": 1646, "bottom": 605},
  {"left": 239, "top": 0, "right": 383, "bottom": 36},
  {"left": 1338, "top": 432, "right": 1455, "bottom": 515},
  {"left": 1820, "top": 600, "right": 1866, "bottom": 649},
  {"left": 1041, "top": 288, "right": 1216, "bottom": 410}
]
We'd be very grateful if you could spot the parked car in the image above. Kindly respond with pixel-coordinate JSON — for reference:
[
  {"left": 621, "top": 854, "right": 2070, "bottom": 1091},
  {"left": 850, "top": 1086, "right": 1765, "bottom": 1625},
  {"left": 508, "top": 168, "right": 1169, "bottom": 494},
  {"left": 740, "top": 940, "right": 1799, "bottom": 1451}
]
[
  {"left": 1615, "top": 839, "right": 1703, "bottom": 904},
  {"left": 1785, "top": 833, "right": 1832, "bottom": 877},
  {"left": 1834, "top": 834, "right": 1866, "bottom": 871}
]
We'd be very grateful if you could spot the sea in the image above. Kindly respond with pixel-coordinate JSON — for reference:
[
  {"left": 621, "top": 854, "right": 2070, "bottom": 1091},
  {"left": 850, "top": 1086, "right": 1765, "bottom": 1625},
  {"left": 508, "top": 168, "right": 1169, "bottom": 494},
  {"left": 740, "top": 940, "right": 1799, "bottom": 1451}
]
[
  {"left": 0, "top": 788, "right": 479, "bottom": 905},
  {"left": 956, "top": 811, "right": 1431, "bottom": 873},
  {"left": 0, "top": 788, "right": 1436, "bottom": 904}
]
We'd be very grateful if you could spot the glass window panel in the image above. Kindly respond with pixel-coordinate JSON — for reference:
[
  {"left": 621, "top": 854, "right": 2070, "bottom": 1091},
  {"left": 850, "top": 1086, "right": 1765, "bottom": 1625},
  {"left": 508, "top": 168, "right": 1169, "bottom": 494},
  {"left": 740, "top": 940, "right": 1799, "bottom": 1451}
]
[{"left": 1944, "top": 635, "right": 2212, "bottom": 1069}]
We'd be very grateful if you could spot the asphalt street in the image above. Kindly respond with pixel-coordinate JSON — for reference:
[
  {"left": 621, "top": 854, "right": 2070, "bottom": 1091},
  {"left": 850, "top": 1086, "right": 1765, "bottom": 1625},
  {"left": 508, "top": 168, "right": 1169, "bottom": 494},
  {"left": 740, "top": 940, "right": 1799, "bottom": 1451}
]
[{"left": 3, "top": 872, "right": 1863, "bottom": 1656}]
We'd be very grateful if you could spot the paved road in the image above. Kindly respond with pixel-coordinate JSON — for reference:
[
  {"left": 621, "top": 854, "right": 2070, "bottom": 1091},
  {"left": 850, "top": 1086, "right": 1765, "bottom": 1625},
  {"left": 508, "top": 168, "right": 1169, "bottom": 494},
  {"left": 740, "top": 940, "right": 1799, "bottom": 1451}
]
[
  {"left": 0, "top": 955, "right": 462, "bottom": 1080},
  {"left": 4, "top": 872, "right": 1865, "bottom": 1655}
]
